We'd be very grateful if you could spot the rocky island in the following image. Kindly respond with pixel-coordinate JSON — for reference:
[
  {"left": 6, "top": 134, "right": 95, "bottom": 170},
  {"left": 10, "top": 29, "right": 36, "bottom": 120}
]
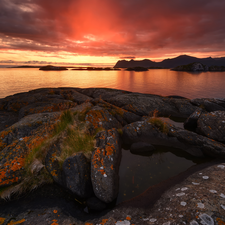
[
  {"left": 39, "top": 65, "right": 68, "bottom": 71},
  {"left": 172, "top": 62, "right": 225, "bottom": 72},
  {"left": 0, "top": 88, "right": 225, "bottom": 224}
]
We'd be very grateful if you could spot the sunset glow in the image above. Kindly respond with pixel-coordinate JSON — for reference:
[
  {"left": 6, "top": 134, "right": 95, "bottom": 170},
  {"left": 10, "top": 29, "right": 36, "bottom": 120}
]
[{"left": 1, "top": 0, "right": 225, "bottom": 66}]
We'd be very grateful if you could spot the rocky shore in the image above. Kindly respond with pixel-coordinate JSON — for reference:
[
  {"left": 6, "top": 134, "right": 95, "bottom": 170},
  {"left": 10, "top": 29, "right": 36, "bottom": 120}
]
[{"left": 0, "top": 87, "right": 225, "bottom": 224}]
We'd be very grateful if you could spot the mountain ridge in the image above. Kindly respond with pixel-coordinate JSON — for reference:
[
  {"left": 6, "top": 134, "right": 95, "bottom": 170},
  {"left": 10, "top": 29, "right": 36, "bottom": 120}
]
[{"left": 114, "top": 55, "right": 225, "bottom": 68}]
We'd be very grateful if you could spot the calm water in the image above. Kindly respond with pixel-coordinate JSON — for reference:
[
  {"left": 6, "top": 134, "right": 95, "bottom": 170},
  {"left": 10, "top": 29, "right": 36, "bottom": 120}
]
[{"left": 1, "top": 68, "right": 225, "bottom": 99}]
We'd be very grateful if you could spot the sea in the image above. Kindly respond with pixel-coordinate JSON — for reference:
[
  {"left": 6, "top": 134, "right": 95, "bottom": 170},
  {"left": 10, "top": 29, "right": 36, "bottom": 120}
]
[{"left": 1, "top": 68, "right": 225, "bottom": 99}]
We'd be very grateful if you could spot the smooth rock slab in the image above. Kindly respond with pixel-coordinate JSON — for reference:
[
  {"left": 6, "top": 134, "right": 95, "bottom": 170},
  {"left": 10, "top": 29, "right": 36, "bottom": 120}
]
[
  {"left": 91, "top": 129, "right": 121, "bottom": 203},
  {"left": 63, "top": 153, "right": 93, "bottom": 199}
]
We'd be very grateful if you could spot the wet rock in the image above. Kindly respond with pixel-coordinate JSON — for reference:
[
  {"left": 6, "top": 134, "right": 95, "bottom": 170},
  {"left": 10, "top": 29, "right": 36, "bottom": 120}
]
[
  {"left": 0, "top": 111, "right": 18, "bottom": 132},
  {"left": 63, "top": 153, "right": 93, "bottom": 198},
  {"left": 75, "top": 88, "right": 131, "bottom": 100},
  {"left": 168, "top": 125, "right": 225, "bottom": 159},
  {"left": 197, "top": 111, "right": 225, "bottom": 143},
  {"left": 184, "top": 108, "right": 203, "bottom": 131},
  {"left": 91, "top": 129, "right": 122, "bottom": 203},
  {"left": 191, "top": 98, "right": 225, "bottom": 112},
  {"left": 45, "top": 139, "right": 65, "bottom": 187},
  {"left": 56, "top": 89, "right": 93, "bottom": 104},
  {"left": 18, "top": 99, "right": 76, "bottom": 119},
  {"left": 107, "top": 93, "right": 198, "bottom": 118},
  {"left": 130, "top": 142, "right": 155, "bottom": 155},
  {"left": 122, "top": 119, "right": 225, "bottom": 158},
  {"left": 85, "top": 106, "right": 122, "bottom": 135},
  {"left": 95, "top": 99, "right": 141, "bottom": 126},
  {"left": 0, "top": 142, "right": 28, "bottom": 188},
  {"left": 0, "top": 112, "right": 60, "bottom": 146},
  {"left": 87, "top": 196, "right": 107, "bottom": 211}
]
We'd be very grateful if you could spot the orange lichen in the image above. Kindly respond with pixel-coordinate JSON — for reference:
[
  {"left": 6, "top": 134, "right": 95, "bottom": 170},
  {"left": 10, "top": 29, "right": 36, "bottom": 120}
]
[
  {"left": 99, "top": 219, "right": 108, "bottom": 225},
  {"left": 126, "top": 216, "right": 131, "bottom": 220},
  {"left": 8, "top": 219, "right": 26, "bottom": 225},
  {"left": 53, "top": 210, "right": 58, "bottom": 213},
  {"left": 105, "top": 143, "right": 114, "bottom": 156},
  {"left": 51, "top": 219, "right": 59, "bottom": 225},
  {"left": 0, "top": 218, "right": 5, "bottom": 225},
  {"left": 217, "top": 218, "right": 225, "bottom": 225}
]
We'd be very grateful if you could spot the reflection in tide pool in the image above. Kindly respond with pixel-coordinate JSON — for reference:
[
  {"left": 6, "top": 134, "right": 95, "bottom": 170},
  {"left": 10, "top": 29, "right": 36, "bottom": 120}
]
[{"left": 117, "top": 146, "right": 210, "bottom": 204}]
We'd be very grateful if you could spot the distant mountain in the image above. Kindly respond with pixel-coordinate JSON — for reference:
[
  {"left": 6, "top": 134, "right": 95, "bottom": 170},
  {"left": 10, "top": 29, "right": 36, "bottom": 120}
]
[{"left": 114, "top": 55, "right": 225, "bottom": 69}]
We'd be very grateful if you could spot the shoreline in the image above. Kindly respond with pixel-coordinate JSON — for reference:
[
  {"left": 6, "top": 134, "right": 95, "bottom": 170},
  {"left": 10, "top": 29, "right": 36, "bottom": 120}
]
[{"left": 0, "top": 87, "right": 225, "bottom": 224}]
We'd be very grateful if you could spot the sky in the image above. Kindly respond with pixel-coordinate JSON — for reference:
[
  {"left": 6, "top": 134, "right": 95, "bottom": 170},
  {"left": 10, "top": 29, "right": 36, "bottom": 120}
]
[{"left": 0, "top": 0, "right": 225, "bottom": 67}]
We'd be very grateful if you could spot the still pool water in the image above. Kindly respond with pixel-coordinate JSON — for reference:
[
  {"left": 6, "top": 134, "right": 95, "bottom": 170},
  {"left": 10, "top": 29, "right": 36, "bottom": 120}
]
[{"left": 117, "top": 146, "right": 210, "bottom": 204}]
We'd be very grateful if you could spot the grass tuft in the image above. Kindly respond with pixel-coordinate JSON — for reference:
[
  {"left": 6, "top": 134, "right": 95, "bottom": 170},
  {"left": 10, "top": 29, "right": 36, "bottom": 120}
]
[
  {"left": 54, "top": 110, "right": 73, "bottom": 135},
  {"left": 148, "top": 109, "right": 169, "bottom": 134},
  {"left": 58, "top": 126, "right": 95, "bottom": 165}
]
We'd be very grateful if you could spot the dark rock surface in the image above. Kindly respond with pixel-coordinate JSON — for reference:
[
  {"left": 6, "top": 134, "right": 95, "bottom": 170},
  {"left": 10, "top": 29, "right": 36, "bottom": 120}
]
[
  {"left": 122, "top": 120, "right": 204, "bottom": 157},
  {"left": 63, "top": 153, "right": 93, "bottom": 198},
  {"left": 87, "top": 196, "right": 107, "bottom": 211},
  {"left": 197, "top": 111, "right": 225, "bottom": 143},
  {"left": 91, "top": 129, "right": 122, "bottom": 203},
  {"left": 130, "top": 142, "right": 155, "bottom": 155},
  {"left": 85, "top": 106, "right": 122, "bottom": 134},
  {"left": 107, "top": 92, "right": 198, "bottom": 118},
  {"left": 191, "top": 98, "right": 225, "bottom": 112},
  {"left": 184, "top": 108, "right": 203, "bottom": 131}
]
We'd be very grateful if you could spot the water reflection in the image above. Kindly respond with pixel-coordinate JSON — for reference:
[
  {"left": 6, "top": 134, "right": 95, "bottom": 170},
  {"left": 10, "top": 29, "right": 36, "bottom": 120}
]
[
  {"left": 1, "top": 68, "right": 225, "bottom": 99},
  {"left": 117, "top": 146, "right": 210, "bottom": 204}
]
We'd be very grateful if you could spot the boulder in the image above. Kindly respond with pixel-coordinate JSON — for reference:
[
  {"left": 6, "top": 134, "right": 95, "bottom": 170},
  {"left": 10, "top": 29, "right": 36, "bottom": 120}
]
[
  {"left": 184, "top": 108, "right": 203, "bottom": 131},
  {"left": 130, "top": 142, "right": 155, "bottom": 155},
  {"left": 45, "top": 140, "right": 65, "bottom": 187},
  {"left": 18, "top": 99, "right": 76, "bottom": 119},
  {"left": 168, "top": 125, "right": 225, "bottom": 159},
  {"left": 91, "top": 129, "right": 122, "bottom": 203},
  {"left": 95, "top": 99, "right": 141, "bottom": 126},
  {"left": 0, "top": 141, "right": 28, "bottom": 187},
  {"left": 0, "top": 112, "right": 59, "bottom": 188},
  {"left": 85, "top": 106, "right": 122, "bottom": 135},
  {"left": 122, "top": 120, "right": 204, "bottom": 157},
  {"left": 63, "top": 153, "right": 93, "bottom": 198},
  {"left": 107, "top": 93, "right": 198, "bottom": 118},
  {"left": 191, "top": 98, "right": 225, "bottom": 112},
  {"left": 197, "top": 111, "right": 225, "bottom": 143}
]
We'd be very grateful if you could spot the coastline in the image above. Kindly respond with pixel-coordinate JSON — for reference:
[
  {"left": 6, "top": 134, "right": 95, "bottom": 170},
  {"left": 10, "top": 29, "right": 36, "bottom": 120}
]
[{"left": 0, "top": 87, "right": 225, "bottom": 224}]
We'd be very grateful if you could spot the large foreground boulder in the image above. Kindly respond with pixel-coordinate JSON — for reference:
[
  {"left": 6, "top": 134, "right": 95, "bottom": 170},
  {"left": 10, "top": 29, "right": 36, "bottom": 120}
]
[{"left": 91, "top": 129, "right": 122, "bottom": 203}]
